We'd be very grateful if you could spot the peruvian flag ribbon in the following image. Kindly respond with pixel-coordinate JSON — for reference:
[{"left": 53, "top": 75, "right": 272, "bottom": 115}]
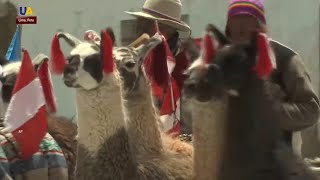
[
  {"left": 153, "top": 21, "right": 181, "bottom": 135},
  {"left": 37, "top": 60, "right": 57, "bottom": 113},
  {"left": 3, "top": 49, "right": 47, "bottom": 160},
  {"left": 159, "top": 78, "right": 181, "bottom": 136},
  {"left": 162, "top": 35, "right": 176, "bottom": 75}
]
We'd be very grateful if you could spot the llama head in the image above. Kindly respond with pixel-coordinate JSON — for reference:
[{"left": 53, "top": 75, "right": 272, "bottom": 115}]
[
  {"left": 182, "top": 24, "right": 231, "bottom": 64},
  {"left": 0, "top": 54, "right": 48, "bottom": 105},
  {"left": 114, "top": 33, "right": 162, "bottom": 97},
  {"left": 50, "top": 30, "right": 114, "bottom": 90},
  {"left": 184, "top": 31, "right": 260, "bottom": 102}
]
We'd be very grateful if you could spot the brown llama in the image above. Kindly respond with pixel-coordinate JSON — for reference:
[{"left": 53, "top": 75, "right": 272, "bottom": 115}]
[{"left": 184, "top": 28, "right": 318, "bottom": 180}]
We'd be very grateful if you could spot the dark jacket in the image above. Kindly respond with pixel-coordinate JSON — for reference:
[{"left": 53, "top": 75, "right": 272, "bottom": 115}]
[{"left": 270, "top": 40, "right": 320, "bottom": 146}]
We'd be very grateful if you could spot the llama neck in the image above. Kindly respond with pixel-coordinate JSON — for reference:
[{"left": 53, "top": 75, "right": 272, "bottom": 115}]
[
  {"left": 191, "top": 97, "right": 228, "bottom": 180},
  {"left": 75, "top": 74, "right": 128, "bottom": 153},
  {"left": 218, "top": 78, "right": 282, "bottom": 179},
  {"left": 75, "top": 73, "right": 138, "bottom": 178},
  {"left": 121, "top": 78, "right": 163, "bottom": 154}
]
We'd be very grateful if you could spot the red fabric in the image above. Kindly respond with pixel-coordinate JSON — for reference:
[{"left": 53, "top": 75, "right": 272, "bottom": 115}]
[
  {"left": 252, "top": 32, "right": 274, "bottom": 78},
  {"left": 101, "top": 30, "right": 115, "bottom": 74},
  {"left": 151, "top": 82, "right": 163, "bottom": 98},
  {"left": 159, "top": 78, "right": 180, "bottom": 115},
  {"left": 145, "top": 24, "right": 189, "bottom": 134},
  {"left": 12, "top": 106, "right": 47, "bottom": 160},
  {"left": 203, "top": 34, "right": 215, "bottom": 64},
  {"left": 148, "top": 49, "right": 189, "bottom": 99},
  {"left": 13, "top": 50, "right": 36, "bottom": 93},
  {"left": 147, "top": 49, "right": 189, "bottom": 135},
  {"left": 38, "top": 60, "right": 57, "bottom": 113},
  {"left": 144, "top": 42, "right": 170, "bottom": 87},
  {"left": 167, "top": 121, "right": 181, "bottom": 137},
  {"left": 50, "top": 34, "right": 67, "bottom": 75},
  {"left": 10, "top": 49, "right": 47, "bottom": 159},
  {"left": 171, "top": 49, "right": 190, "bottom": 89}
]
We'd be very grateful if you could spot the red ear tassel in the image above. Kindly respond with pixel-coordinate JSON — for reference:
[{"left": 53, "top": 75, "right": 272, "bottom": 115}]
[
  {"left": 144, "top": 39, "right": 170, "bottom": 87},
  {"left": 203, "top": 33, "right": 216, "bottom": 64},
  {"left": 38, "top": 60, "right": 57, "bottom": 113},
  {"left": 50, "top": 34, "right": 67, "bottom": 75},
  {"left": 253, "top": 32, "right": 275, "bottom": 78},
  {"left": 101, "top": 30, "right": 114, "bottom": 74}
]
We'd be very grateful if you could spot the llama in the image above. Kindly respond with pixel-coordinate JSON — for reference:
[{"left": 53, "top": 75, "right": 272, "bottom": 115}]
[
  {"left": 183, "top": 30, "right": 317, "bottom": 180},
  {"left": 51, "top": 31, "right": 138, "bottom": 179},
  {"left": 181, "top": 27, "right": 231, "bottom": 180},
  {"left": 51, "top": 30, "right": 192, "bottom": 179},
  {"left": 179, "top": 24, "right": 233, "bottom": 136},
  {"left": 0, "top": 55, "right": 76, "bottom": 180},
  {"left": 114, "top": 32, "right": 193, "bottom": 157},
  {"left": 184, "top": 61, "right": 228, "bottom": 180}
]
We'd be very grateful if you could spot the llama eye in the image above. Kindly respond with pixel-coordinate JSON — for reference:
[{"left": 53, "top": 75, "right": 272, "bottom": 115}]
[{"left": 125, "top": 62, "right": 136, "bottom": 68}]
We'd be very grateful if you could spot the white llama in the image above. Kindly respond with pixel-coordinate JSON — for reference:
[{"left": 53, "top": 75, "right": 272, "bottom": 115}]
[
  {"left": 50, "top": 30, "right": 192, "bottom": 180},
  {"left": 184, "top": 59, "right": 228, "bottom": 180}
]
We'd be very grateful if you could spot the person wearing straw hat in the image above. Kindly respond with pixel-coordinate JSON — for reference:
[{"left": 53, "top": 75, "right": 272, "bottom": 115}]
[
  {"left": 125, "top": 0, "right": 192, "bottom": 134},
  {"left": 125, "top": 0, "right": 191, "bottom": 37},
  {"left": 225, "top": 0, "right": 320, "bottom": 155}
]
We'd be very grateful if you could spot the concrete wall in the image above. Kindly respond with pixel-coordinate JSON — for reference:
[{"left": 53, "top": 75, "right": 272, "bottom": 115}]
[{"left": 12, "top": 0, "right": 319, "bottom": 121}]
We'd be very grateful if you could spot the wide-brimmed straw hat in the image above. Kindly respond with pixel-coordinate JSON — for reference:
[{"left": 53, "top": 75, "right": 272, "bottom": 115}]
[{"left": 125, "top": 0, "right": 191, "bottom": 33}]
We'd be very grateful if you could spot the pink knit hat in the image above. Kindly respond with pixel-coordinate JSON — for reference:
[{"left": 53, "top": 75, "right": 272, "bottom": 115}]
[{"left": 227, "top": 0, "right": 266, "bottom": 24}]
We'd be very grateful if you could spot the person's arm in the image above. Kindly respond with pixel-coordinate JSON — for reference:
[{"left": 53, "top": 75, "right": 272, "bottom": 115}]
[{"left": 275, "top": 54, "right": 320, "bottom": 131}]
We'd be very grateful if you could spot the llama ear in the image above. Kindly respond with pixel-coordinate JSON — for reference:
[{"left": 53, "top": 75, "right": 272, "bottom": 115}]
[
  {"left": 206, "top": 24, "right": 231, "bottom": 46},
  {"left": 201, "top": 24, "right": 231, "bottom": 64},
  {"left": 32, "top": 54, "right": 49, "bottom": 71},
  {"left": 136, "top": 32, "right": 163, "bottom": 61}
]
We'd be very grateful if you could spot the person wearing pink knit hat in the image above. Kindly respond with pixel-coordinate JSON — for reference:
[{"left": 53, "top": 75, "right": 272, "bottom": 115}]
[
  {"left": 225, "top": 0, "right": 320, "bottom": 154},
  {"left": 226, "top": 0, "right": 267, "bottom": 43}
]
